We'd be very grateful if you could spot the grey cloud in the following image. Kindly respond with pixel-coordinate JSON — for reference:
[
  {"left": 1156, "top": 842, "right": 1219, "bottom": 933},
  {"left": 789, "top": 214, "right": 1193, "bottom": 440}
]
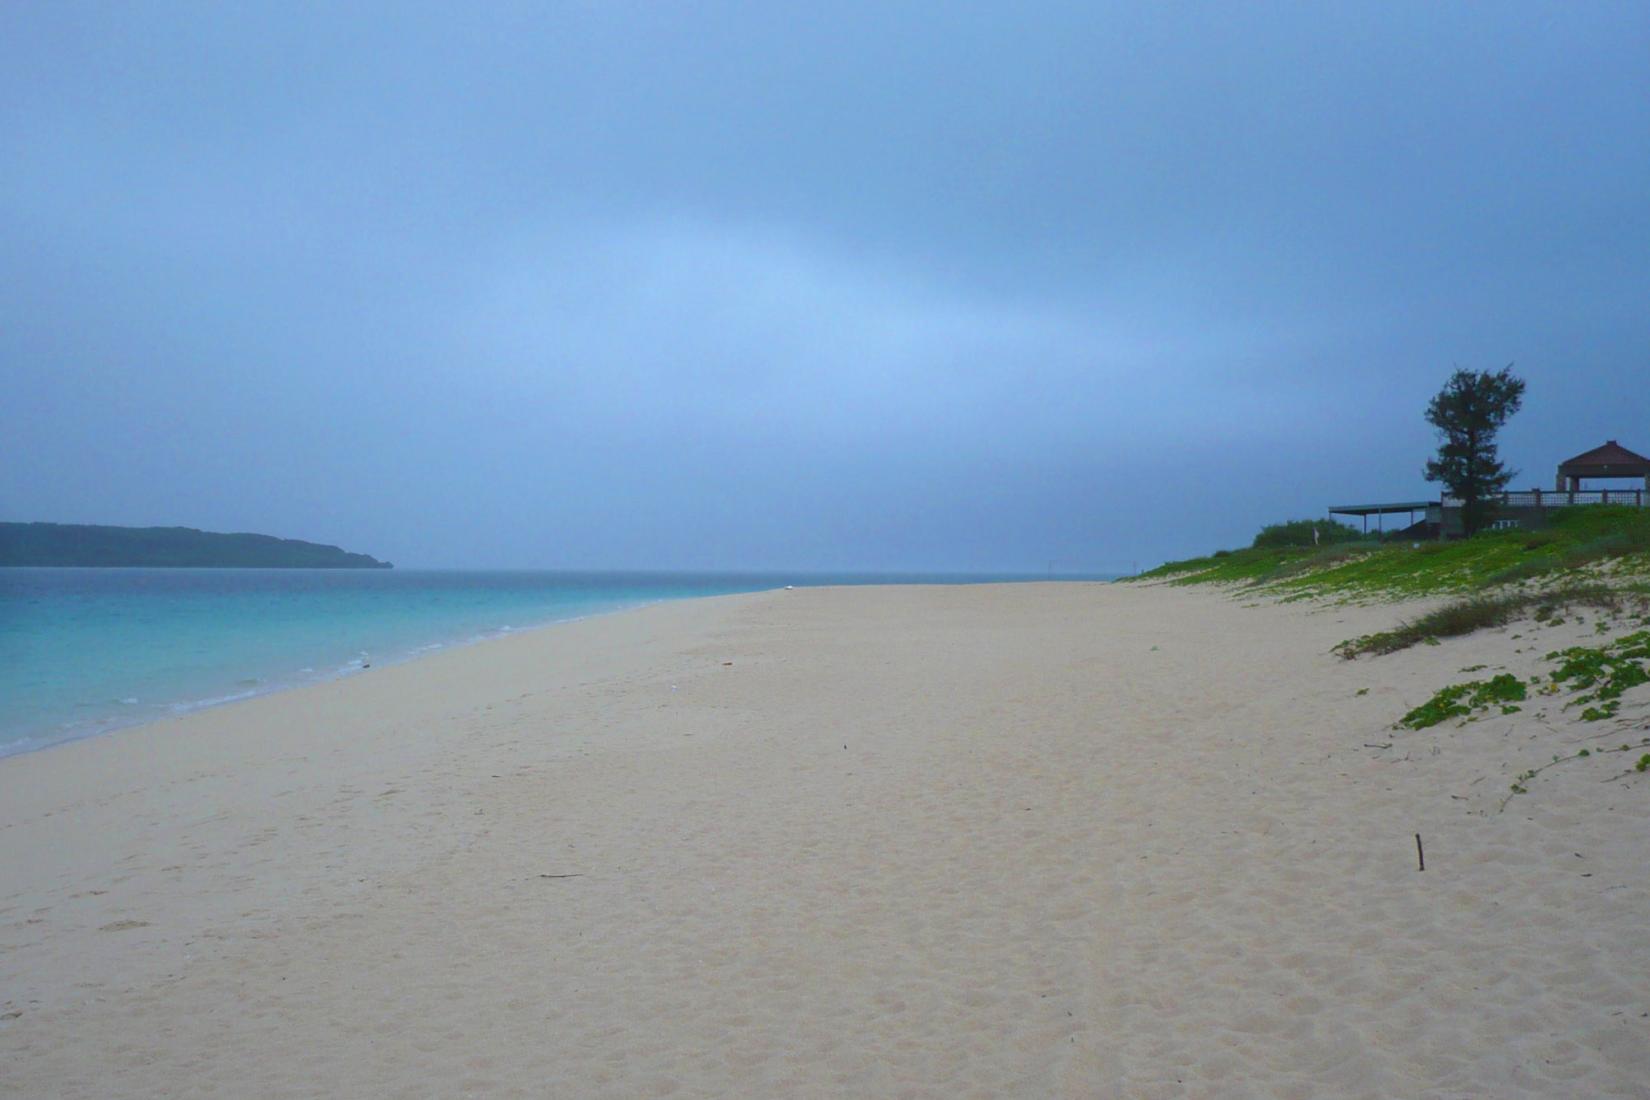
[{"left": 3, "top": 2, "right": 1647, "bottom": 570}]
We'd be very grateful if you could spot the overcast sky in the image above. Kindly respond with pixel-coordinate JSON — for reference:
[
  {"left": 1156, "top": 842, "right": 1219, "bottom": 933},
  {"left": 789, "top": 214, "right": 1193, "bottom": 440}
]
[{"left": 3, "top": 3, "right": 1647, "bottom": 571}]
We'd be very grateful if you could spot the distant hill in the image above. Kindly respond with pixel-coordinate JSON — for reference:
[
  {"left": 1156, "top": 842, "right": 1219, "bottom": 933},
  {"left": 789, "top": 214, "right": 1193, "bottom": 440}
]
[{"left": 0, "top": 523, "right": 393, "bottom": 568}]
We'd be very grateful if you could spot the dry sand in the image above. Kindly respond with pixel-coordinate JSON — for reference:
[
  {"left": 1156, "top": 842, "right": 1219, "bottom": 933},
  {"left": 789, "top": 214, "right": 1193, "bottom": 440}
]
[{"left": 2, "top": 582, "right": 1647, "bottom": 1098}]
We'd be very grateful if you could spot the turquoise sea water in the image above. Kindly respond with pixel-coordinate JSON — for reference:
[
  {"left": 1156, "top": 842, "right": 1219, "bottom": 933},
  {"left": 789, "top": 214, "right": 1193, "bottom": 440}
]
[{"left": 0, "top": 568, "right": 1108, "bottom": 756}]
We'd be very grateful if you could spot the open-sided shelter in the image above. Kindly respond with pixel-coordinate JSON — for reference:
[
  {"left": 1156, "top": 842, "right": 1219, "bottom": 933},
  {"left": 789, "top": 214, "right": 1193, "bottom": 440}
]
[{"left": 1556, "top": 440, "right": 1650, "bottom": 491}]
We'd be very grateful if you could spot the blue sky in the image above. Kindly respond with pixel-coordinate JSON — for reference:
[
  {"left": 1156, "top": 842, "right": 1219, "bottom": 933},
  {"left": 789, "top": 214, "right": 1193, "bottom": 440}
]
[{"left": 3, "top": 3, "right": 1647, "bottom": 570}]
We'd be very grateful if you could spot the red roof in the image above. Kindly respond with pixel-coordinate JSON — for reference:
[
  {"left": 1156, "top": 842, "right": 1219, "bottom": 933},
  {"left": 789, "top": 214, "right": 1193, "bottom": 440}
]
[{"left": 1558, "top": 440, "right": 1650, "bottom": 474}]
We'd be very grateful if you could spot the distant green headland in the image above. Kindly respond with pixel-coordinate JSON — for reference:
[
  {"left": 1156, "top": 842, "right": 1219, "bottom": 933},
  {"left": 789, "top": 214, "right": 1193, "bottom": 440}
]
[{"left": 0, "top": 523, "right": 393, "bottom": 569}]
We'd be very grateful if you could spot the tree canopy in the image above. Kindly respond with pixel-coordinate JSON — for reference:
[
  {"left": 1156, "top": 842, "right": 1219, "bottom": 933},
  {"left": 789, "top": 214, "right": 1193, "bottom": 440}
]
[
  {"left": 1252, "top": 519, "right": 1367, "bottom": 549},
  {"left": 1423, "top": 367, "right": 1526, "bottom": 537}
]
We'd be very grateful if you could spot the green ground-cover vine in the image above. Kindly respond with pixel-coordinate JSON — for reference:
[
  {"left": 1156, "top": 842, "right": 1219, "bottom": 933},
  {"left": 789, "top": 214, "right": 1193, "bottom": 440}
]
[
  {"left": 1545, "top": 630, "right": 1650, "bottom": 721},
  {"left": 1398, "top": 673, "right": 1528, "bottom": 730},
  {"left": 1498, "top": 740, "right": 1650, "bottom": 811},
  {"left": 1395, "top": 633, "right": 1650, "bottom": 731}
]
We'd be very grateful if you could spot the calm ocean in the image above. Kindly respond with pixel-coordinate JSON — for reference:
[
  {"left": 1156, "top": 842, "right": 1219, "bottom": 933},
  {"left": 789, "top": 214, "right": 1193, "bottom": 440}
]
[{"left": 0, "top": 568, "right": 1109, "bottom": 756}]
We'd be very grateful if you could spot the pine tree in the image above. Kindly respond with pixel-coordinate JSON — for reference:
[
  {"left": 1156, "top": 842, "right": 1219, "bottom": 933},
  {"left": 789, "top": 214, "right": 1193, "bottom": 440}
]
[{"left": 1423, "top": 367, "right": 1525, "bottom": 537}]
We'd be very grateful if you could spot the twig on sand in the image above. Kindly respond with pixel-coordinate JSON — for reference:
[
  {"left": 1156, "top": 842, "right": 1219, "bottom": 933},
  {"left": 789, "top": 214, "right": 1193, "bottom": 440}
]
[
  {"left": 1415, "top": 833, "right": 1425, "bottom": 872},
  {"left": 538, "top": 874, "right": 583, "bottom": 879}
]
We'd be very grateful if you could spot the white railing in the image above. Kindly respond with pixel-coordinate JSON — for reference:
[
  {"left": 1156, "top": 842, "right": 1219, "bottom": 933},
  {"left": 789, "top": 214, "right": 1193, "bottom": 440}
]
[{"left": 1441, "top": 489, "right": 1648, "bottom": 508}]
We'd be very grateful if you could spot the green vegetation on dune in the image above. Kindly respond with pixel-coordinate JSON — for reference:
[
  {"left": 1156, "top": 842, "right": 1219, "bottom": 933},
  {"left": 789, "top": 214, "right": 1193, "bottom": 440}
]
[
  {"left": 1386, "top": 631, "right": 1650, "bottom": 807},
  {"left": 1390, "top": 634, "right": 1650, "bottom": 732},
  {"left": 1399, "top": 672, "right": 1527, "bottom": 730},
  {"left": 1333, "top": 585, "right": 1628, "bottom": 659},
  {"left": 1137, "top": 507, "right": 1650, "bottom": 662},
  {"left": 1546, "top": 631, "right": 1650, "bottom": 722},
  {"left": 1136, "top": 544, "right": 1313, "bottom": 584},
  {"left": 1139, "top": 506, "right": 1650, "bottom": 601}
]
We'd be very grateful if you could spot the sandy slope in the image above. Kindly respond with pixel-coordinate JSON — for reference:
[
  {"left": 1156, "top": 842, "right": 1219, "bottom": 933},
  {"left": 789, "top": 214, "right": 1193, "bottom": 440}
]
[{"left": 1, "top": 583, "right": 1646, "bottom": 1098}]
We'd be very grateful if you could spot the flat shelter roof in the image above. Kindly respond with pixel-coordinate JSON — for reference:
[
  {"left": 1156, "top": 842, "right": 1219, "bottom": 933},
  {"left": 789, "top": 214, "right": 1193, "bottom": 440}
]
[{"left": 1328, "top": 501, "right": 1433, "bottom": 517}]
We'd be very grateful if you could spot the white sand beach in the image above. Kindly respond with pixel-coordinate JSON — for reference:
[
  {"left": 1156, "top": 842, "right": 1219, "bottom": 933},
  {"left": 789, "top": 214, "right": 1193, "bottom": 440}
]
[{"left": 2, "top": 582, "right": 1647, "bottom": 1098}]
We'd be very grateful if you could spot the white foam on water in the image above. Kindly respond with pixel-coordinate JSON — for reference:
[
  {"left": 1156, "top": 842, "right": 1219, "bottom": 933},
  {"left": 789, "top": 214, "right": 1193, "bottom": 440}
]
[{"left": 169, "top": 688, "right": 262, "bottom": 713}]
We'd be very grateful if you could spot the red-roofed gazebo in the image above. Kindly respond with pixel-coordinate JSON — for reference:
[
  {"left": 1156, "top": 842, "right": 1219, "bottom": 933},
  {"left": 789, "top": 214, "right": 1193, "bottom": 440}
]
[{"left": 1556, "top": 440, "right": 1650, "bottom": 491}]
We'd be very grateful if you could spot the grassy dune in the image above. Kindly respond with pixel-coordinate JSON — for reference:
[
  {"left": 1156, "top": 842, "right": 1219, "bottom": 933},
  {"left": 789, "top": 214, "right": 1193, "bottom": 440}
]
[
  {"left": 1135, "top": 507, "right": 1650, "bottom": 811},
  {"left": 1136, "top": 505, "right": 1650, "bottom": 601}
]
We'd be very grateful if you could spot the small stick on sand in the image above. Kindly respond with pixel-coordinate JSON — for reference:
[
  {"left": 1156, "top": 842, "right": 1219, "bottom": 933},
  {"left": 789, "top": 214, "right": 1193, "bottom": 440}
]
[{"left": 1415, "top": 834, "right": 1425, "bottom": 872}]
